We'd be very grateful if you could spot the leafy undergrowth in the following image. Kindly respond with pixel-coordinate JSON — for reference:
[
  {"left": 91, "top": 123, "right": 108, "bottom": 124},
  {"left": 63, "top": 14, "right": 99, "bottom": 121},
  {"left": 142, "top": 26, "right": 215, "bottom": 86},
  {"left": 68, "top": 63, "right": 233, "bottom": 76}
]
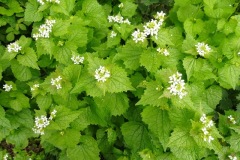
[{"left": 0, "top": 0, "right": 240, "bottom": 159}]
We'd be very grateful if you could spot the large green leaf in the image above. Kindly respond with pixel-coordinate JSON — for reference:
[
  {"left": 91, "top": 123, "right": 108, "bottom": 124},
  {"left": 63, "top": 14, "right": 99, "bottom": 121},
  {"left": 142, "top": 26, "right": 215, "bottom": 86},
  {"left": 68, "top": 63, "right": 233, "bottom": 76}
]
[
  {"left": 204, "top": 85, "right": 222, "bottom": 109},
  {"left": 9, "top": 93, "right": 30, "bottom": 111},
  {"left": 17, "top": 48, "right": 39, "bottom": 70},
  {"left": 67, "top": 136, "right": 100, "bottom": 160},
  {"left": 142, "top": 106, "right": 172, "bottom": 150},
  {"left": 227, "top": 132, "right": 240, "bottom": 152},
  {"left": 50, "top": 0, "right": 75, "bottom": 16},
  {"left": 24, "top": 0, "right": 43, "bottom": 22},
  {"left": 11, "top": 60, "right": 32, "bottom": 81},
  {"left": 94, "top": 93, "right": 129, "bottom": 116},
  {"left": 36, "top": 94, "right": 52, "bottom": 111},
  {"left": 121, "top": 122, "right": 153, "bottom": 153},
  {"left": 121, "top": 1, "right": 137, "bottom": 17},
  {"left": 167, "top": 128, "right": 202, "bottom": 160},
  {"left": 44, "top": 128, "right": 80, "bottom": 150},
  {"left": 115, "top": 43, "right": 143, "bottom": 70},
  {"left": 140, "top": 49, "right": 161, "bottom": 73},
  {"left": 218, "top": 64, "right": 240, "bottom": 89}
]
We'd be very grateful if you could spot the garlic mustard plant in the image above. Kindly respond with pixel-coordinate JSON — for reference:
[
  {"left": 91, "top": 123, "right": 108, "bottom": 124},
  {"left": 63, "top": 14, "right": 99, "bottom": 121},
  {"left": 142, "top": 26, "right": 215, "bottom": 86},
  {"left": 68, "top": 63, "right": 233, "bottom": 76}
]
[
  {"left": 71, "top": 55, "right": 84, "bottom": 64},
  {"left": 30, "top": 84, "right": 40, "bottom": 91},
  {"left": 228, "top": 115, "right": 237, "bottom": 124},
  {"left": 51, "top": 76, "right": 62, "bottom": 89},
  {"left": 33, "top": 19, "right": 56, "bottom": 40},
  {"left": 200, "top": 114, "right": 215, "bottom": 143}
]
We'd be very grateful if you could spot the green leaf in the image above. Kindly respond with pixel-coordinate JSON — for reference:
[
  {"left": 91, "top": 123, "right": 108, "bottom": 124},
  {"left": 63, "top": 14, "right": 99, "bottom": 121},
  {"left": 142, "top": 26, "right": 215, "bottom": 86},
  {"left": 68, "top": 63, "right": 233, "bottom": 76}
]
[
  {"left": 52, "top": 19, "right": 71, "bottom": 37},
  {"left": 142, "top": 106, "right": 172, "bottom": 150},
  {"left": 121, "top": 122, "right": 153, "bottom": 153},
  {"left": 121, "top": 1, "right": 137, "bottom": 17},
  {"left": 81, "top": 0, "right": 108, "bottom": 28},
  {"left": 36, "top": 94, "right": 52, "bottom": 111},
  {"left": 24, "top": 0, "right": 43, "bottom": 22},
  {"left": 53, "top": 45, "right": 73, "bottom": 65},
  {"left": 218, "top": 64, "right": 240, "bottom": 89},
  {"left": 204, "top": 85, "right": 222, "bottom": 109},
  {"left": 177, "top": 5, "right": 204, "bottom": 22},
  {"left": 50, "top": 0, "right": 75, "bottom": 16},
  {"left": 67, "top": 136, "right": 100, "bottom": 160},
  {"left": 227, "top": 132, "right": 240, "bottom": 152},
  {"left": 167, "top": 128, "right": 202, "bottom": 160},
  {"left": 94, "top": 93, "right": 129, "bottom": 116},
  {"left": 9, "top": 93, "right": 30, "bottom": 111},
  {"left": 49, "top": 106, "right": 80, "bottom": 130},
  {"left": 168, "top": 108, "right": 195, "bottom": 129},
  {"left": 63, "top": 64, "right": 82, "bottom": 84},
  {"left": 17, "top": 48, "right": 39, "bottom": 70},
  {"left": 115, "top": 43, "right": 143, "bottom": 70},
  {"left": 44, "top": 128, "right": 80, "bottom": 150},
  {"left": 140, "top": 49, "right": 161, "bottom": 73},
  {"left": 137, "top": 81, "right": 169, "bottom": 108},
  {"left": 11, "top": 60, "right": 32, "bottom": 81}
]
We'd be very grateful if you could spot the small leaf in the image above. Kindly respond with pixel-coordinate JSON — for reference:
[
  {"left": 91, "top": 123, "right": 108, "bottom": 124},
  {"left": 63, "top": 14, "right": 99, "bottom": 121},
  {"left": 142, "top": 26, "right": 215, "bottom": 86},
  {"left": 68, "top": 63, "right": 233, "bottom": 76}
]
[
  {"left": 36, "top": 94, "right": 52, "bottom": 111},
  {"left": 140, "top": 49, "right": 161, "bottom": 73},
  {"left": 11, "top": 60, "right": 32, "bottom": 81},
  {"left": 9, "top": 93, "right": 30, "bottom": 111}
]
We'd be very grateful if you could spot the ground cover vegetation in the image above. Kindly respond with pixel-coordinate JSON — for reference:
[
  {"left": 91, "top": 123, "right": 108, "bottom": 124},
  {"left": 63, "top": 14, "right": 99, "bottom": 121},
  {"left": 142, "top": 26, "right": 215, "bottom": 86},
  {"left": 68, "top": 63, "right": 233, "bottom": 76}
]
[{"left": 0, "top": 0, "right": 240, "bottom": 159}]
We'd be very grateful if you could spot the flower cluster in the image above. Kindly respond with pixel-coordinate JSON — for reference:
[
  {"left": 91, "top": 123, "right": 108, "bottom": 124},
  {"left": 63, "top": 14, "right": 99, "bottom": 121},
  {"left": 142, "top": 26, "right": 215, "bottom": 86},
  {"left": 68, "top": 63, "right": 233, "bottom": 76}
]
[
  {"left": 32, "top": 110, "right": 57, "bottom": 135},
  {"left": 228, "top": 115, "right": 237, "bottom": 124},
  {"left": 51, "top": 76, "right": 62, "bottom": 89},
  {"left": 195, "top": 42, "right": 211, "bottom": 57},
  {"left": 108, "top": 15, "right": 130, "bottom": 25},
  {"left": 118, "top": 3, "right": 124, "bottom": 8},
  {"left": 3, "top": 153, "right": 8, "bottom": 160},
  {"left": 71, "top": 55, "right": 84, "bottom": 64},
  {"left": 157, "top": 47, "right": 170, "bottom": 56},
  {"left": 3, "top": 84, "right": 12, "bottom": 92},
  {"left": 167, "top": 72, "right": 187, "bottom": 99},
  {"left": 37, "top": 0, "right": 60, "bottom": 5},
  {"left": 228, "top": 155, "right": 238, "bottom": 160},
  {"left": 31, "top": 84, "right": 40, "bottom": 91},
  {"left": 110, "top": 31, "right": 117, "bottom": 38},
  {"left": 7, "top": 41, "right": 21, "bottom": 53},
  {"left": 33, "top": 19, "right": 56, "bottom": 40},
  {"left": 94, "top": 66, "right": 110, "bottom": 83},
  {"left": 132, "top": 11, "right": 165, "bottom": 43},
  {"left": 200, "top": 114, "right": 215, "bottom": 143}
]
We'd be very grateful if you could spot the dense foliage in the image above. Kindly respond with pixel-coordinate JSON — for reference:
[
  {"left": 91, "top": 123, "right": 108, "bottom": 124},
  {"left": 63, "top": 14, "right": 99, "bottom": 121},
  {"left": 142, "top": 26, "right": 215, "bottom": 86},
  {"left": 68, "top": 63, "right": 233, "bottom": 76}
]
[{"left": 0, "top": 0, "right": 240, "bottom": 159}]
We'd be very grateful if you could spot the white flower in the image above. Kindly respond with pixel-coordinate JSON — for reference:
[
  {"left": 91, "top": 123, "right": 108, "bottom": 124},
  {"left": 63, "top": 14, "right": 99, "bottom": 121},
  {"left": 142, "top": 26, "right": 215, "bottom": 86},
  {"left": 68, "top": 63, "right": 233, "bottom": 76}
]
[
  {"left": 157, "top": 47, "right": 170, "bottom": 56},
  {"left": 107, "top": 15, "right": 130, "bottom": 24},
  {"left": 229, "top": 155, "right": 238, "bottom": 160},
  {"left": 206, "top": 120, "right": 214, "bottom": 128},
  {"left": 33, "top": 19, "right": 56, "bottom": 40},
  {"left": 31, "top": 84, "right": 40, "bottom": 91},
  {"left": 132, "top": 29, "right": 147, "bottom": 43},
  {"left": 110, "top": 31, "right": 117, "bottom": 38},
  {"left": 37, "top": 0, "right": 45, "bottom": 5},
  {"left": 7, "top": 41, "right": 21, "bottom": 53},
  {"left": 3, "top": 153, "right": 8, "bottom": 160},
  {"left": 49, "top": 109, "right": 57, "bottom": 120},
  {"left": 167, "top": 72, "right": 187, "bottom": 99},
  {"left": 195, "top": 42, "right": 211, "bottom": 57},
  {"left": 143, "top": 19, "right": 162, "bottom": 37},
  {"left": 118, "top": 3, "right": 124, "bottom": 8},
  {"left": 71, "top": 55, "right": 84, "bottom": 64},
  {"left": 3, "top": 84, "right": 12, "bottom": 92},
  {"left": 201, "top": 127, "right": 209, "bottom": 135},
  {"left": 154, "top": 11, "right": 166, "bottom": 22},
  {"left": 37, "top": 0, "right": 60, "bottom": 5},
  {"left": 95, "top": 66, "right": 110, "bottom": 82},
  {"left": 200, "top": 114, "right": 207, "bottom": 124},
  {"left": 207, "top": 135, "right": 214, "bottom": 143},
  {"left": 51, "top": 76, "right": 62, "bottom": 89},
  {"left": 228, "top": 115, "right": 237, "bottom": 124}
]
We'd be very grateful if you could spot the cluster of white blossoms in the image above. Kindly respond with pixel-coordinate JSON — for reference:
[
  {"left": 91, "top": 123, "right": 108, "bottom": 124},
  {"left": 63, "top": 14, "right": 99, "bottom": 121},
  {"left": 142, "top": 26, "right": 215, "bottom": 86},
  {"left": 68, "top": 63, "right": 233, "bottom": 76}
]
[
  {"left": 195, "top": 42, "right": 211, "bottom": 57},
  {"left": 32, "top": 110, "right": 57, "bottom": 135},
  {"left": 3, "top": 153, "right": 8, "bottom": 160},
  {"left": 3, "top": 84, "right": 12, "bottom": 92},
  {"left": 132, "top": 11, "right": 165, "bottom": 43},
  {"left": 33, "top": 19, "right": 56, "bottom": 40},
  {"left": 37, "top": 0, "right": 60, "bottom": 5},
  {"left": 110, "top": 31, "right": 117, "bottom": 38},
  {"left": 51, "top": 76, "right": 62, "bottom": 89},
  {"left": 167, "top": 72, "right": 187, "bottom": 99},
  {"left": 118, "top": 3, "right": 124, "bottom": 8},
  {"left": 157, "top": 47, "right": 170, "bottom": 56},
  {"left": 228, "top": 115, "right": 237, "bottom": 124},
  {"left": 7, "top": 41, "right": 21, "bottom": 53},
  {"left": 71, "top": 55, "right": 84, "bottom": 65},
  {"left": 30, "top": 84, "right": 40, "bottom": 91},
  {"left": 94, "top": 66, "right": 110, "bottom": 83},
  {"left": 200, "top": 114, "right": 215, "bottom": 143},
  {"left": 229, "top": 155, "right": 238, "bottom": 160},
  {"left": 108, "top": 15, "right": 131, "bottom": 25}
]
